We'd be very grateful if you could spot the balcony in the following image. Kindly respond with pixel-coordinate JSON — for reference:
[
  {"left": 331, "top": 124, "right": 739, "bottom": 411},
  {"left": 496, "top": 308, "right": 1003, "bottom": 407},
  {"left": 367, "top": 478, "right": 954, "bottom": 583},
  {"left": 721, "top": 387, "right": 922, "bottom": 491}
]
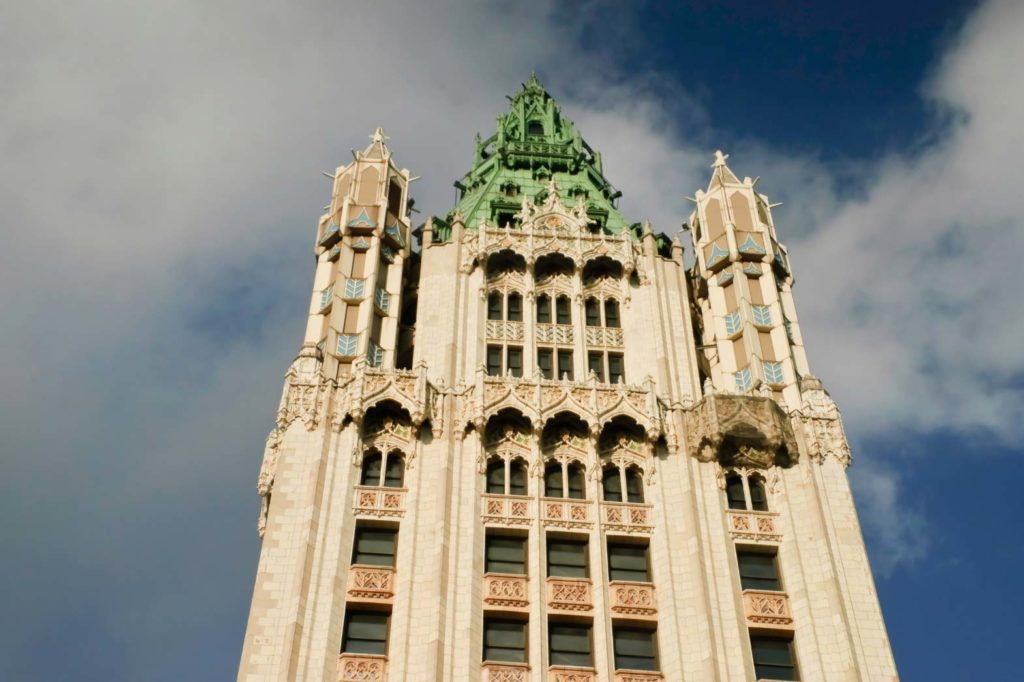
[
  {"left": 346, "top": 565, "right": 395, "bottom": 604},
  {"left": 600, "top": 502, "right": 654, "bottom": 534},
  {"left": 482, "top": 662, "right": 529, "bottom": 682},
  {"left": 742, "top": 589, "right": 794, "bottom": 631},
  {"left": 483, "top": 573, "right": 529, "bottom": 612},
  {"left": 549, "top": 666, "right": 596, "bottom": 682},
  {"left": 613, "top": 672, "right": 663, "bottom": 682},
  {"left": 536, "top": 323, "right": 574, "bottom": 344},
  {"left": 486, "top": 319, "right": 525, "bottom": 342},
  {"left": 353, "top": 486, "right": 406, "bottom": 519},
  {"left": 337, "top": 653, "right": 387, "bottom": 681},
  {"left": 481, "top": 494, "right": 532, "bottom": 527},
  {"left": 726, "top": 510, "right": 781, "bottom": 542},
  {"left": 608, "top": 581, "right": 657, "bottom": 620},
  {"left": 541, "top": 498, "right": 592, "bottom": 530},
  {"left": 546, "top": 577, "right": 593, "bottom": 614}
]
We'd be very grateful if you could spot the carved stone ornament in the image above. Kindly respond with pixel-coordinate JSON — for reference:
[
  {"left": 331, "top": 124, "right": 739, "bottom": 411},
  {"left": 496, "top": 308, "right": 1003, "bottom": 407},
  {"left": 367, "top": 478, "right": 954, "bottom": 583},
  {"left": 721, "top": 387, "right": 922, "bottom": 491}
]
[
  {"left": 684, "top": 393, "right": 798, "bottom": 468},
  {"left": 793, "top": 375, "right": 852, "bottom": 467}
]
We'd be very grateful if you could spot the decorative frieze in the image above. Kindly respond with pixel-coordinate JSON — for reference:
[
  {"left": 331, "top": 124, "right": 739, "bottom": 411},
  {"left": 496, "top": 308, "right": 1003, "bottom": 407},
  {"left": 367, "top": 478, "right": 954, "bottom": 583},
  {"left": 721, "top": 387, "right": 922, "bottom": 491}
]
[
  {"left": 346, "top": 566, "right": 395, "bottom": 603},
  {"left": 337, "top": 653, "right": 387, "bottom": 681},
  {"left": 483, "top": 574, "right": 530, "bottom": 611},
  {"left": 486, "top": 319, "right": 525, "bottom": 342},
  {"left": 584, "top": 326, "right": 624, "bottom": 348},
  {"left": 537, "top": 322, "right": 575, "bottom": 344},
  {"left": 481, "top": 494, "right": 533, "bottom": 527},
  {"left": 742, "top": 589, "right": 794, "bottom": 630},
  {"left": 541, "top": 498, "right": 592, "bottom": 530},
  {"left": 546, "top": 577, "right": 594, "bottom": 613},
  {"left": 726, "top": 510, "right": 781, "bottom": 542},
  {"left": 353, "top": 486, "right": 406, "bottom": 519},
  {"left": 608, "top": 581, "right": 657, "bottom": 619},
  {"left": 601, "top": 502, "right": 654, "bottom": 534}
]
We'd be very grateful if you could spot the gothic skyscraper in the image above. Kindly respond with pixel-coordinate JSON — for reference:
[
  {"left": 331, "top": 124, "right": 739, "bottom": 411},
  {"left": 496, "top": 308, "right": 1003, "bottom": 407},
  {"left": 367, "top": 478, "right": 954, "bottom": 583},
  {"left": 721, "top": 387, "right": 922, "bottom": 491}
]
[{"left": 238, "top": 76, "right": 897, "bottom": 681}]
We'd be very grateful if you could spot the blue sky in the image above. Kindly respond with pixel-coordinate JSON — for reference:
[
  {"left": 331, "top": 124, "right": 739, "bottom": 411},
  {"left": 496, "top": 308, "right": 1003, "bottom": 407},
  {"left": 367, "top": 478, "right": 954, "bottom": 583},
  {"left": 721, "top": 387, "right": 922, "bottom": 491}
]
[{"left": 2, "top": 0, "right": 1022, "bottom": 679}]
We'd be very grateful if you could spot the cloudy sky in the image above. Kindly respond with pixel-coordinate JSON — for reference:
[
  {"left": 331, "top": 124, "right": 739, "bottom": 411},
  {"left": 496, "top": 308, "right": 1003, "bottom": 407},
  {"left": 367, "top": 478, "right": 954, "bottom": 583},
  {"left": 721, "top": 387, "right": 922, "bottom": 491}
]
[{"left": 3, "top": 0, "right": 1022, "bottom": 679}]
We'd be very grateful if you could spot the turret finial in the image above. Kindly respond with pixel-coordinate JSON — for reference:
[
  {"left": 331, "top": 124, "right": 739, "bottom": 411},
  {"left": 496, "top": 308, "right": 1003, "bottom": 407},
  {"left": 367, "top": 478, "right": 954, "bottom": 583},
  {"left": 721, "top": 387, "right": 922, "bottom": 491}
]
[{"left": 712, "top": 149, "right": 729, "bottom": 168}]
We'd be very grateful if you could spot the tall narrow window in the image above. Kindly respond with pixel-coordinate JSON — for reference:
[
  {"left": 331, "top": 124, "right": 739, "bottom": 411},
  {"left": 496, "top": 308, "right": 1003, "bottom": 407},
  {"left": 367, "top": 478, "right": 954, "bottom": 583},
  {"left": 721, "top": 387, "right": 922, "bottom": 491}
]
[
  {"left": 585, "top": 298, "right": 601, "bottom": 326},
  {"left": 749, "top": 475, "right": 769, "bottom": 511},
  {"left": 737, "top": 550, "right": 781, "bottom": 591},
  {"left": 507, "top": 293, "right": 523, "bottom": 322},
  {"left": 483, "top": 618, "right": 527, "bottom": 663},
  {"left": 544, "top": 462, "right": 564, "bottom": 498},
  {"left": 360, "top": 452, "right": 383, "bottom": 486},
  {"left": 602, "top": 465, "right": 623, "bottom": 502},
  {"left": 604, "top": 299, "right": 621, "bottom": 328},
  {"left": 549, "top": 623, "right": 592, "bottom": 668},
  {"left": 351, "top": 527, "right": 397, "bottom": 567},
  {"left": 383, "top": 453, "right": 404, "bottom": 488},
  {"left": 625, "top": 467, "right": 645, "bottom": 504},
  {"left": 486, "top": 458, "right": 505, "bottom": 494},
  {"left": 507, "top": 346, "right": 523, "bottom": 378},
  {"left": 608, "top": 542, "right": 650, "bottom": 582},
  {"left": 342, "top": 611, "right": 389, "bottom": 656},
  {"left": 538, "top": 348, "right": 554, "bottom": 380},
  {"left": 612, "top": 626, "right": 658, "bottom": 672},
  {"left": 487, "top": 292, "right": 503, "bottom": 321},
  {"left": 509, "top": 460, "right": 528, "bottom": 496},
  {"left": 557, "top": 350, "right": 573, "bottom": 380},
  {"left": 726, "top": 474, "right": 746, "bottom": 510},
  {"left": 485, "top": 535, "right": 526, "bottom": 575},
  {"left": 608, "top": 353, "right": 624, "bottom": 384},
  {"left": 750, "top": 636, "right": 798, "bottom": 681},
  {"left": 547, "top": 539, "right": 588, "bottom": 578},
  {"left": 567, "top": 463, "right": 586, "bottom": 500},
  {"left": 556, "top": 296, "right": 571, "bottom": 325},
  {"left": 588, "top": 352, "right": 605, "bottom": 381},
  {"left": 487, "top": 345, "right": 503, "bottom": 376},
  {"left": 536, "top": 295, "right": 551, "bottom": 323}
]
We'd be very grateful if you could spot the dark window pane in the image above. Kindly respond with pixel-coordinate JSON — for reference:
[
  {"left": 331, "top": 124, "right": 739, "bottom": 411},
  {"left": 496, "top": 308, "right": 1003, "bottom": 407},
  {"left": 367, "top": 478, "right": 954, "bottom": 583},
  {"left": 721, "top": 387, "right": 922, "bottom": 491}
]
[
  {"left": 608, "top": 543, "right": 649, "bottom": 582},
  {"left": 604, "top": 299, "right": 621, "bottom": 328},
  {"left": 342, "top": 612, "right": 389, "bottom": 655},
  {"left": 486, "top": 536, "right": 526, "bottom": 574},
  {"left": 608, "top": 354, "right": 623, "bottom": 384},
  {"left": 544, "top": 463, "right": 564, "bottom": 498},
  {"left": 361, "top": 452, "right": 382, "bottom": 486},
  {"left": 738, "top": 551, "right": 780, "bottom": 591},
  {"left": 509, "top": 461, "right": 528, "bottom": 496},
  {"left": 507, "top": 294, "right": 523, "bottom": 322},
  {"left": 483, "top": 618, "right": 526, "bottom": 663},
  {"left": 487, "top": 346, "right": 503, "bottom": 376},
  {"left": 383, "top": 453, "right": 403, "bottom": 488},
  {"left": 547, "top": 539, "right": 588, "bottom": 578},
  {"left": 538, "top": 349, "right": 553, "bottom": 380},
  {"left": 588, "top": 352, "right": 605, "bottom": 382},
  {"left": 507, "top": 347, "right": 523, "bottom": 378},
  {"left": 487, "top": 459, "right": 506, "bottom": 494},
  {"left": 352, "top": 528, "right": 397, "bottom": 567},
  {"left": 751, "top": 637, "right": 797, "bottom": 681},
  {"left": 613, "top": 627, "right": 657, "bottom": 671},
  {"left": 557, "top": 350, "right": 573, "bottom": 380},
  {"left": 726, "top": 475, "right": 746, "bottom": 510},
  {"left": 585, "top": 299, "right": 600, "bottom": 326},
  {"left": 556, "top": 296, "right": 571, "bottom": 325},
  {"left": 487, "top": 292, "right": 503, "bottom": 320},
  {"left": 602, "top": 466, "right": 622, "bottom": 502},
  {"left": 527, "top": 120, "right": 544, "bottom": 136},
  {"left": 749, "top": 476, "right": 769, "bottom": 512},
  {"left": 549, "top": 623, "right": 592, "bottom": 667},
  {"left": 567, "top": 464, "right": 586, "bottom": 500},
  {"left": 625, "top": 467, "right": 644, "bottom": 503},
  {"left": 536, "top": 296, "right": 551, "bottom": 324}
]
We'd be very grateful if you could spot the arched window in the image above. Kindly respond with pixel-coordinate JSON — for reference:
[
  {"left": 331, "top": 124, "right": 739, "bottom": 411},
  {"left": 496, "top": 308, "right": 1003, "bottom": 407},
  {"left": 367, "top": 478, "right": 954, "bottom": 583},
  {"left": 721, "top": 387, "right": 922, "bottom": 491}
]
[
  {"left": 749, "top": 475, "right": 769, "bottom": 512},
  {"left": 544, "top": 462, "right": 563, "bottom": 498},
  {"left": 527, "top": 120, "right": 544, "bottom": 137},
  {"left": 625, "top": 466, "right": 645, "bottom": 503},
  {"left": 585, "top": 298, "right": 601, "bottom": 326},
  {"left": 556, "top": 296, "right": 572, "bottom": 325},
  {"left": 506, "top": 293, "right": 523, "bottom": 321},
  {"left": 487, "top": 292, "right": 503, "bottom": 321},
  {"left": 361, "top": 452, "right": 383, "bottom": 486},
  {"left": 486, "top": 458, "right": 505, "bottom": 494},
  {"left": 536, "top": 295, "right": 551, "bottom": 323},
  {"left": 567, "top": 463, "right": 586, "bottom": 500},
  {"left": 384, "top": 452, "right": 404, "bottom": 488},
  {"left": 509, "top": 460, "right": 528, "bottom": 496},
  {"left": 726, "top": 474, "right": 746, "bottom": 510},
  {"left": 604, "top": 299, "right": 620, "bottom": 328},
  {"left": 602, "top": 465, "right": 623, "bottom": 502}
]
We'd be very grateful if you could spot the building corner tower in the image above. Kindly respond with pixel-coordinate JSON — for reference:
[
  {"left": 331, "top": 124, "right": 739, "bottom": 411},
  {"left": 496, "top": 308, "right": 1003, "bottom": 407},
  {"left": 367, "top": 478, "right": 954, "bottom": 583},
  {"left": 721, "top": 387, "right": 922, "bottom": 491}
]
[{"left": 238, "top": 76, "right": 898, "bottom": 681}]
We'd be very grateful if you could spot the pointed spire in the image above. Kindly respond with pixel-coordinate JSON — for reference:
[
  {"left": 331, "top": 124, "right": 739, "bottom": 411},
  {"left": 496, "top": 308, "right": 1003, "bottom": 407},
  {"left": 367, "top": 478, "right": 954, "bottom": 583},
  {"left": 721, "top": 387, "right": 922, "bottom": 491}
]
[
  {"left": 361, "top": 126, "right": 390, "bottom": 160},
  {"left": 708, "top": 149, "right": 740, "bottom": 188}
]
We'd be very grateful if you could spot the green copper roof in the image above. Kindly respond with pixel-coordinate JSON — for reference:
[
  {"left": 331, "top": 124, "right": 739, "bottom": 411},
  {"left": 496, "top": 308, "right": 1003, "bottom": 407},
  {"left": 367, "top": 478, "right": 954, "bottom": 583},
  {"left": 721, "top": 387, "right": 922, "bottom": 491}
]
[{"left": 447, "top": 75, "right": 632, "bottom": 236}]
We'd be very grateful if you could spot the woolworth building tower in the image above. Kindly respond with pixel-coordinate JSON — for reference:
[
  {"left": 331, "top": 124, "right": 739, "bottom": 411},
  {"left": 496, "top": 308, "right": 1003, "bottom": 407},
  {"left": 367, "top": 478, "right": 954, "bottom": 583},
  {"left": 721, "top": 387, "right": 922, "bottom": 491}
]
[{"left": 237, "top": 76, "right": 897, "bottom": 682}]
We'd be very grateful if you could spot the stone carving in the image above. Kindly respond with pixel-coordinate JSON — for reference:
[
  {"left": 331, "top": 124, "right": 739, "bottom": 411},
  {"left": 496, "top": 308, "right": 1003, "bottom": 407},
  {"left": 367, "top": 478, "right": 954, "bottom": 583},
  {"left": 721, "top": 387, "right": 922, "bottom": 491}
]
[
  {"left": 727, "top": 510, "right": 782, "bottom": 542},
  {"left": 483, "top": 574, "right": 529, "bottom": 609},
  {"left": 347, "top": 566, "right": 395, "bottom": 601},
  {"left": 743, "top": 589, "right": 794, "bottom": 629},
  {"left": 546, "top": 577, "right": 593, "bottom": 612},
  {"left": 794, "top": 375, "right": 852, "bottom": 467},
  {"left": 482, "top": 663, "right": 529, "bottom": 682},
  {"left": 609, "top": 581, "right": 657, "bottom": 618},
  {"left": 684, "top": 394, "right": 797, "bottom": 468},
  {"left": 551, "top": 669, "right": 596, "bottom": 682},
  {"left": 337, "top": 654, "right": 387, "bottom": 681}
]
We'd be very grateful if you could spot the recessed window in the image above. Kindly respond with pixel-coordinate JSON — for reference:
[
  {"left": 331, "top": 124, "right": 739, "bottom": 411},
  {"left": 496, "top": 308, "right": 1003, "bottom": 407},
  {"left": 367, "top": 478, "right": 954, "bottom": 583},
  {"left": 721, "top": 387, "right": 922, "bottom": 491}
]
[
  {"left": 602, "top": 465, "right": 622, "bottom": 502},
  {"left": 341, "top": 611, "right": 389, "bottom": 656},
  {"left": 538, "top": 348, "right": 554, "bottom": 380},
  {"left": 547, "top": 538, "right": 588, "bottom": 578},
  {"left": 383, "top": 453, "right": 404, "bottom": 488},
  {"left": 549, "top": 622, "right": 592, "bottom": 668},
  {"left": 544, "top": 462, "right": 564, "bottom": 498},
  {"left": 536, "top": 295, "right": 551, "bottom": 324},
  {"left": 557, "top": 350, "right": 573, "bottom": 380},
  {"left": 726, "top": 474, "right": 746, "bottom": 510},
  {"left": 487, "top": 345, "right": 503, "bottom": 376},
  {"left": 749, "top": 475, "right": 768, "bottom": 511},
  {"left": 360, "top": 452, "right": 383, "bottom": 486},
  {"left": 604, "top": 299, "right": 621, "bottom": 328},
  {"left": 487, "top": 292, "right": 503, "bottom": 321},
  {"left": 485, "top": 535, "right": 526, "bottom": 575},
  {"left": 750, "top": 636, "right": 798, "bottom": 681},
  {"left": 566, "top": 463, "right": 585, "bottom": 500},
  {"left": 486, "top": 458, "right": 529, "bottom": 496},
  {"left": 585, "top": 298, "right": 601, "bottom": 327},
  {"left": 486, "top": 458, "right": 506, "bottom": 495},
  {"left": 483, "top": 618, "right": 527, "bottom": 663},
  {"left": 608, "top": 353, "right": 624, "bottom": 384},
  {"left": 507, "top": 346, "right": 523, "bottom": 378},
  {"left": 527, "top": 120, "right": 544, "bottom": 137},
  {"left": 608, "top": 542, "right": 650, "bottom": 582},
  {"left": 625, "top": 467, "right": 644, "bottom": 503},
  {"left": 509, "top": 460, "right": 528, "bottom": 496},
  {"left": 352, "top": 527, "right": 397, "bottom": 567},
  {"left": 556, "top": 296, "right": 571, "bottom": 325},
  {"left": 612, "top": 626, "right": 658, "bottom": 672},
  {"left": 737, "top": 550, "right": 781, "bottom": 591},
  {"left": 507, "top": 293, "right": 523, "bottom": 322},
  {"left": 588, "top": 352, "right": 605, "bottom": 381}
]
